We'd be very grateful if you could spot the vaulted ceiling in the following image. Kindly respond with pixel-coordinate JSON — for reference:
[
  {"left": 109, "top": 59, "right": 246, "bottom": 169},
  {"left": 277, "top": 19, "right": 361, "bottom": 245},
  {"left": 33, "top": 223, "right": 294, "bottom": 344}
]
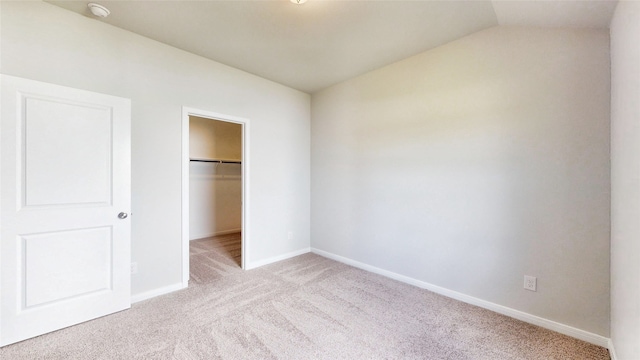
[{"left": 47, "top": 0, "right": 618, "bottom": 93}]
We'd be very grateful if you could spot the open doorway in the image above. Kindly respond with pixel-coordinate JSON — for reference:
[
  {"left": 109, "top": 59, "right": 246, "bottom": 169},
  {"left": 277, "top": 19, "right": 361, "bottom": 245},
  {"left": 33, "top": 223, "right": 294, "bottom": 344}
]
[{"left": 181, "top": 107, "right": 250, "bottom": 287}]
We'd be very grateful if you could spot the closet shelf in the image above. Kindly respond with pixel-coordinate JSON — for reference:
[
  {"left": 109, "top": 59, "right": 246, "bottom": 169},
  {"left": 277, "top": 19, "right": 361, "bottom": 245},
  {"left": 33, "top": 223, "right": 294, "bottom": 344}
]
[{"left": 190, "top": 157, "right": 241, "bottom": 164}]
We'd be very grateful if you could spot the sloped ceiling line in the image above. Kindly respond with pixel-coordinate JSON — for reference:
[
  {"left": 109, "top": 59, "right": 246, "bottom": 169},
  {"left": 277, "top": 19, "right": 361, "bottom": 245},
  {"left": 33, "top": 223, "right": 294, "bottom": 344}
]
[{"left": 46, "top": 0, "right": 617, "bottom": 93}]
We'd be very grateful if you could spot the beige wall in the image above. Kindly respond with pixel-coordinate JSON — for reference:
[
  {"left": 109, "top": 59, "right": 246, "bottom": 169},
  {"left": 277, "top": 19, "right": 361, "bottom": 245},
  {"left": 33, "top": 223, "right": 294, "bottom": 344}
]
[
  {"left": 189, "top": 117, "right": 242, "bottom": 239},
  {"left": 610, "top": 1, "right": 640, "bottom": 358},
  {"left": 189, "top": 116, "right": 242, "bottom": 161},
  {"left": 311, "top": 26, "right": 610, "bottom": 336},
  {"left": 0, "top": 1, "right": 311, "bottom": 296}
]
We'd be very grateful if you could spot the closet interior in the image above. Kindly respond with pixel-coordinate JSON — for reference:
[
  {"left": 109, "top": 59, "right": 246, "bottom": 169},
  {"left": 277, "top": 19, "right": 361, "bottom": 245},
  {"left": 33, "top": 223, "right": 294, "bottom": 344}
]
[{"left": 188, "top": 116, "right": 242, "bottom": 271}]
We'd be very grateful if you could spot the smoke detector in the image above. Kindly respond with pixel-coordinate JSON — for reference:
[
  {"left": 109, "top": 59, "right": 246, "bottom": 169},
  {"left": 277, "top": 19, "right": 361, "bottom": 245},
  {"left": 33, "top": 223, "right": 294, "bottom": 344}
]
[{"left": 88, "top": 3, "right": 110, "bottom": 18}]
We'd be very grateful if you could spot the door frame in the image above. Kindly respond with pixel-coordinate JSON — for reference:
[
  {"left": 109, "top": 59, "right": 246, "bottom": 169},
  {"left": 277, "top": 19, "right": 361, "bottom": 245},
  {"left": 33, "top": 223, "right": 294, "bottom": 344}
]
[{"left": 181, "top": 107, "right": 249, "bottom": 285}]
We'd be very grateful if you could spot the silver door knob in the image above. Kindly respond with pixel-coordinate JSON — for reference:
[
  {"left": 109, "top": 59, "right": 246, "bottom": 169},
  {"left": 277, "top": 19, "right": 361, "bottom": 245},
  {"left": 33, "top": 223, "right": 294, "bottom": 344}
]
[{"left": 118, "top": 212, "right": 128, "bottom": 219}]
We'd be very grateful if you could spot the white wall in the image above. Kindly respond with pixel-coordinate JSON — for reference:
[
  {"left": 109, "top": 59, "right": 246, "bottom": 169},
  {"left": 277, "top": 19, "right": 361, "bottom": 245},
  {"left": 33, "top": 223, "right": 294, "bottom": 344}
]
[
  {"left": 189, "top": 162, "right": 242, "bottom": 239},
  {"left": 0, "top": 1, "right": 310, "bottom": 296},
  {"left": 311, "top": 26, "right": 610, "bottom": 336},
  {"left": 189, "top": 117, "right": 242, "bottom": 239},
  {"left": 610, "top": 1, "right": 640, "bottom": 358}
]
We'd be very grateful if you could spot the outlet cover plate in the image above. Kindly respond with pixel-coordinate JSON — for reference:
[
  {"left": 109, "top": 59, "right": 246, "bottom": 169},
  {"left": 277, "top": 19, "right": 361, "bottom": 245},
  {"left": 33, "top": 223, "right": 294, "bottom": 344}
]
[{"left": 524, "top": 275, "right": 537, "bottom": 291}]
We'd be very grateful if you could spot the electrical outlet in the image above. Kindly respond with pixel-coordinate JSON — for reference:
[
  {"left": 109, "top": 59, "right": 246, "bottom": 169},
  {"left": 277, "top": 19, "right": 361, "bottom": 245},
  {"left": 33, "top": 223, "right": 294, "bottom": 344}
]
[
  {"left": 524, "top": 275, "right": 536, "bottom": 291},
  {"left": 131, "top": 262, "right": 138, "bottom": 275}
]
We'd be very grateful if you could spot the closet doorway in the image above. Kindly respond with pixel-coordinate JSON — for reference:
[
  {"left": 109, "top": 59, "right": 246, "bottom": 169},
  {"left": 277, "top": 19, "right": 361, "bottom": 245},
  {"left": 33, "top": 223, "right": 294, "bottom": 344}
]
[{"left": 181, "top": 107, "right": 250, "bottom": 286}]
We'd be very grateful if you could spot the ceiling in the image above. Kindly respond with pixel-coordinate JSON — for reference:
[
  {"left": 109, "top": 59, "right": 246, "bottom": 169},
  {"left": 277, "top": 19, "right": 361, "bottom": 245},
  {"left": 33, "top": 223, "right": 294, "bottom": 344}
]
[{"left": 46, "top": 0, "right": 618, "bottom": 94}]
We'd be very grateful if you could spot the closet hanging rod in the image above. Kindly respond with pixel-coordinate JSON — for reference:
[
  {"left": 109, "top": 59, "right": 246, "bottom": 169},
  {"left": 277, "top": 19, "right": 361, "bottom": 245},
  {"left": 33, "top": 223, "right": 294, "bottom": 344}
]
[{"left": 189, "top": 158, "right": 241, "bottom": 164}]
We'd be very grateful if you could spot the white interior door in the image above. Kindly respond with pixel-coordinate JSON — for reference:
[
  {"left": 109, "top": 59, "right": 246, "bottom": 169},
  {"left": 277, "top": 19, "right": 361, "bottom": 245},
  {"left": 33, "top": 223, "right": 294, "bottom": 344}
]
[{"left": 0, "top": 75, "right": 131, "bottom": 346}]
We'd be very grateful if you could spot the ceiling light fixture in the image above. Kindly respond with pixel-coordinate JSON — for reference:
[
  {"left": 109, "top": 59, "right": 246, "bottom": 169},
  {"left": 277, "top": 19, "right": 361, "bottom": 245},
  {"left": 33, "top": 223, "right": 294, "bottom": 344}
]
[
  {"left": 87, "top": 3, "right": 110, "bottom": 18},
  {"left": 290, "top": 0, "right": 308, "bottom": 4}
]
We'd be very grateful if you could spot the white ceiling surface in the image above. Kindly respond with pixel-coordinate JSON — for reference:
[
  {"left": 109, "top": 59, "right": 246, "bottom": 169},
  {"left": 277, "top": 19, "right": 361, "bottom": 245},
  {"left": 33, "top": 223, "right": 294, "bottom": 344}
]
[
  {"left": 46, "top": 0, "right": 618, "bottom": 94},
  {"left": 492, "top": 0, "right": 617, "bottom": 28}
]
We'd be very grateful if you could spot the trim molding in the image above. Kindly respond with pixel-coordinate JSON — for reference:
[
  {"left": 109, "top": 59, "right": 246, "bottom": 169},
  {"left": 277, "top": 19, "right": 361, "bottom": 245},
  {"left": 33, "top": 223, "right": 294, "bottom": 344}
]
[
  {"left": 190, "top": 228, "right": 242, "bottom": 241},
  {"left": 311, "top": 248, "right": 610, "bottom": 348},
  {"left": 132, "top": 248, "right": 309, "bottom": 302},
  {"left": 181, "top": 106, "right": 251, "bottom": 280},
  {"left": 131, "top": 282, "right": 186, "bottom": 304},
  {"left": 607, "top": 339, "right": 618, "bottom": 360},
  {"left": 245, "top": 247, "right": 310, "bottom": 270}
]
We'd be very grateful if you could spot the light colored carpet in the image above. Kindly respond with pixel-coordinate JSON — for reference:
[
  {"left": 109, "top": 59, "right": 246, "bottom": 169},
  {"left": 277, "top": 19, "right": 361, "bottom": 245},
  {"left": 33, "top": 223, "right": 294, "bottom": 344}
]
[
  {"left": 190, "top": 233, "right": 242, "bottom": 274},
  {"left": 0, "top": 235, "right": 610, "bottom": 359}
]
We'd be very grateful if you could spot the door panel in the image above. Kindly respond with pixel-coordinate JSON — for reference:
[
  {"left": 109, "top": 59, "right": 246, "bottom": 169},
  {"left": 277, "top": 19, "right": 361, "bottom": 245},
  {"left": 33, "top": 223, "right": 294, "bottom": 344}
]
[
  {"left": 23, "top": 227, "right": 113, "bottom": 308},
  {"left": 1, "top": 75, "right": 131, "bottom": 346},
  {"left": 23, "top": 96, "right": 112, "bottom": 207}
]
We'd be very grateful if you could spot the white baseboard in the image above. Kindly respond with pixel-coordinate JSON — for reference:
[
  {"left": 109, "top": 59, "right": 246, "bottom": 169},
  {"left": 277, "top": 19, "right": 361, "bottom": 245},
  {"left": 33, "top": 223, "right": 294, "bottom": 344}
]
[
  {"left": 190, "top": 228, "right": 241, "bottom": 240},
  {"left": 131, "top": 282, "right": 187, "bottom": 304},
  {"left": 311, "top": 248, "right": 610, "bottom": 348},
  {"left": 607, "top": 339, "right": 618, "bottom": 360},
  {"left": 245, "top": 247, "right": 310, "bottom": 270}
]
